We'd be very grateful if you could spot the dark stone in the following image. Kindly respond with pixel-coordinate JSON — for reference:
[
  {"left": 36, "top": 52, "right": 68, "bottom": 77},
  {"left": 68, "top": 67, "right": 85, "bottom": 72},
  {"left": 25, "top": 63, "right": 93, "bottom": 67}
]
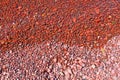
[{"left": 0, "top": 67, "right": 2, "bottom": 74}]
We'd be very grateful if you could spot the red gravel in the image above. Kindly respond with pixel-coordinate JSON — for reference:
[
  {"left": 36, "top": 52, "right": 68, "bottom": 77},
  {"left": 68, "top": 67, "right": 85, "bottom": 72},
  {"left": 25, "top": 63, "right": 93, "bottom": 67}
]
[
  {"left": 0, "top": 0, "right": 120, "bottom": 51},
  {"left": 0, "top": 0, "right": 120, "bottom": 80}
]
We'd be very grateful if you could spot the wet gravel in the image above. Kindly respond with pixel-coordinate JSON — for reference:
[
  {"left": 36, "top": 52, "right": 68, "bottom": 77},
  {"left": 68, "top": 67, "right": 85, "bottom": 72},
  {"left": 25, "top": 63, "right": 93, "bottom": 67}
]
[{"left": 0, "top": 35, "right": 120, "bottom": 80}]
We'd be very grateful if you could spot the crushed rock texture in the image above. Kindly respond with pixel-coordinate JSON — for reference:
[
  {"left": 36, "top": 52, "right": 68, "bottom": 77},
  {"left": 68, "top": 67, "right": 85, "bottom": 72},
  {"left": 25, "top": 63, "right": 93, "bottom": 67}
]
[{"left": 0, "top": 35, "right": 120, "bottom": 80}]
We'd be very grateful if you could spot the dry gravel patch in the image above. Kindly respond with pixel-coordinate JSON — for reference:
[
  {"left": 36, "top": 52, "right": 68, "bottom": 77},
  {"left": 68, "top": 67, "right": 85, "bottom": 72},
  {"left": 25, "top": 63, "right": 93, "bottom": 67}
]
[{"left": 0, "top": 35, "right": 120, "bottom": 80}]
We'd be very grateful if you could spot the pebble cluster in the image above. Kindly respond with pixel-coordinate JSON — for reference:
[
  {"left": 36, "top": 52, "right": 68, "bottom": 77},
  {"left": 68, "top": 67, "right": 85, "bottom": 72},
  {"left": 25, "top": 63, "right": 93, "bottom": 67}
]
[
  {"left": 0, "top": 0, "right": 120, "bottom": 80},
  {"left": 0, "top": 35, "right": 120, "bottom": 80}
]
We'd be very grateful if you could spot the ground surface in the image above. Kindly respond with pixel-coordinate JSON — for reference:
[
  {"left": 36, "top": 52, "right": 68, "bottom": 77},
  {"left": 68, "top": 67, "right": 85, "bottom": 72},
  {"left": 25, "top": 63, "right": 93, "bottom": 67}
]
[
  {"left": 0, "top": 0, "right": 120, "bottom": 80},
  {"left": 0, "top": 35, "right": 120, "bottom": 80}
]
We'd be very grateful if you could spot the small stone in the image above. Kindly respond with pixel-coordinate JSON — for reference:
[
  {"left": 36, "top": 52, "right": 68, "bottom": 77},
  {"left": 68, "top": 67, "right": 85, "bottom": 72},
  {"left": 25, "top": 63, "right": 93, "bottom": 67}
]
[
  {"left": 63, "top": 44, "right": 68, "bottom": 49},
  {"left": 12, "top": 22, "right": 15, "bottom": 25},
  {"left": 9, "top": 50, "right": 12, "bottom": 53},
  {"left": 0, "top": 40, "right": 4, "bottom": 44},
  {"left": 59, "top": 71, "right": 64, "bottom": 75},
  {"left": 91, "top": 64, "right": 96, "bottom": 69},
  {"left": 84, "top": 25, "right": 88, "bottom": 29},
  {"left": 95, "top": 8, "right": 100, "bottom": 14},
  {"left": 0, "top": 25, "right": 1, "bottom": 29},
  {"left": 108, "top": 15, "right": 112, "bottom": 19},
  {"left": 101, "top": 48, "right": 105, "bottom": 53},
  {"left": 112, "top": 21, "right": 116, "bottom": 25},
  {"left": 73, "top": 17, "right": 76, "bottom": 23},
  {"left": 54, "top": 0, "right": 57, "bottom": 2},
  {"left": 18, "top": 6, "right": 22, "bottom": 9},
  {"left": 82, "top": 75, "right": 87, "bottom": 80},
  {"left": 53, "top": 58, "right": 57, "bottom": 62},
  {"left": 0, "top": 58, "right": 1, "bottom": 62},
  {"left": 0, "top": 67, "right": 2, "bottom": 74},
  {"left": 35, "top": 22, "right": 39, "bottom": 25},
  {"left": 97, "top": 36, "right": 100, "bottom": 39},
  {"left": 42, "top": 13, "right": 46, "bottom": 17},
  {"left": 117, "top": 40, "right": 120, "bottom": 45}
]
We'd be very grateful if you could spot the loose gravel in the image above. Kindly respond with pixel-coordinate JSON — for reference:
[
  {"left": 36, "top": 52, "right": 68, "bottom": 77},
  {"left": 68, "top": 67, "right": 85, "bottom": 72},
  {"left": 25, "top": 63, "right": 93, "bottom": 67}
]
[{"left": 0, "top": 35, "right": 120, "bottom": 80}]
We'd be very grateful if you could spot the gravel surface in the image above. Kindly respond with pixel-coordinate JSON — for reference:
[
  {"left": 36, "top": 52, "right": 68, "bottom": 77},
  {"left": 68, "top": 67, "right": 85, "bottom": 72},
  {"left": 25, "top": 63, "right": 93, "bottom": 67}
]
[
  {"left": 0, "top": 0, "right": 120, "bottom": 80},
  {"left": 0, "top": 35, "right": 120, "bottom": 80}
]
